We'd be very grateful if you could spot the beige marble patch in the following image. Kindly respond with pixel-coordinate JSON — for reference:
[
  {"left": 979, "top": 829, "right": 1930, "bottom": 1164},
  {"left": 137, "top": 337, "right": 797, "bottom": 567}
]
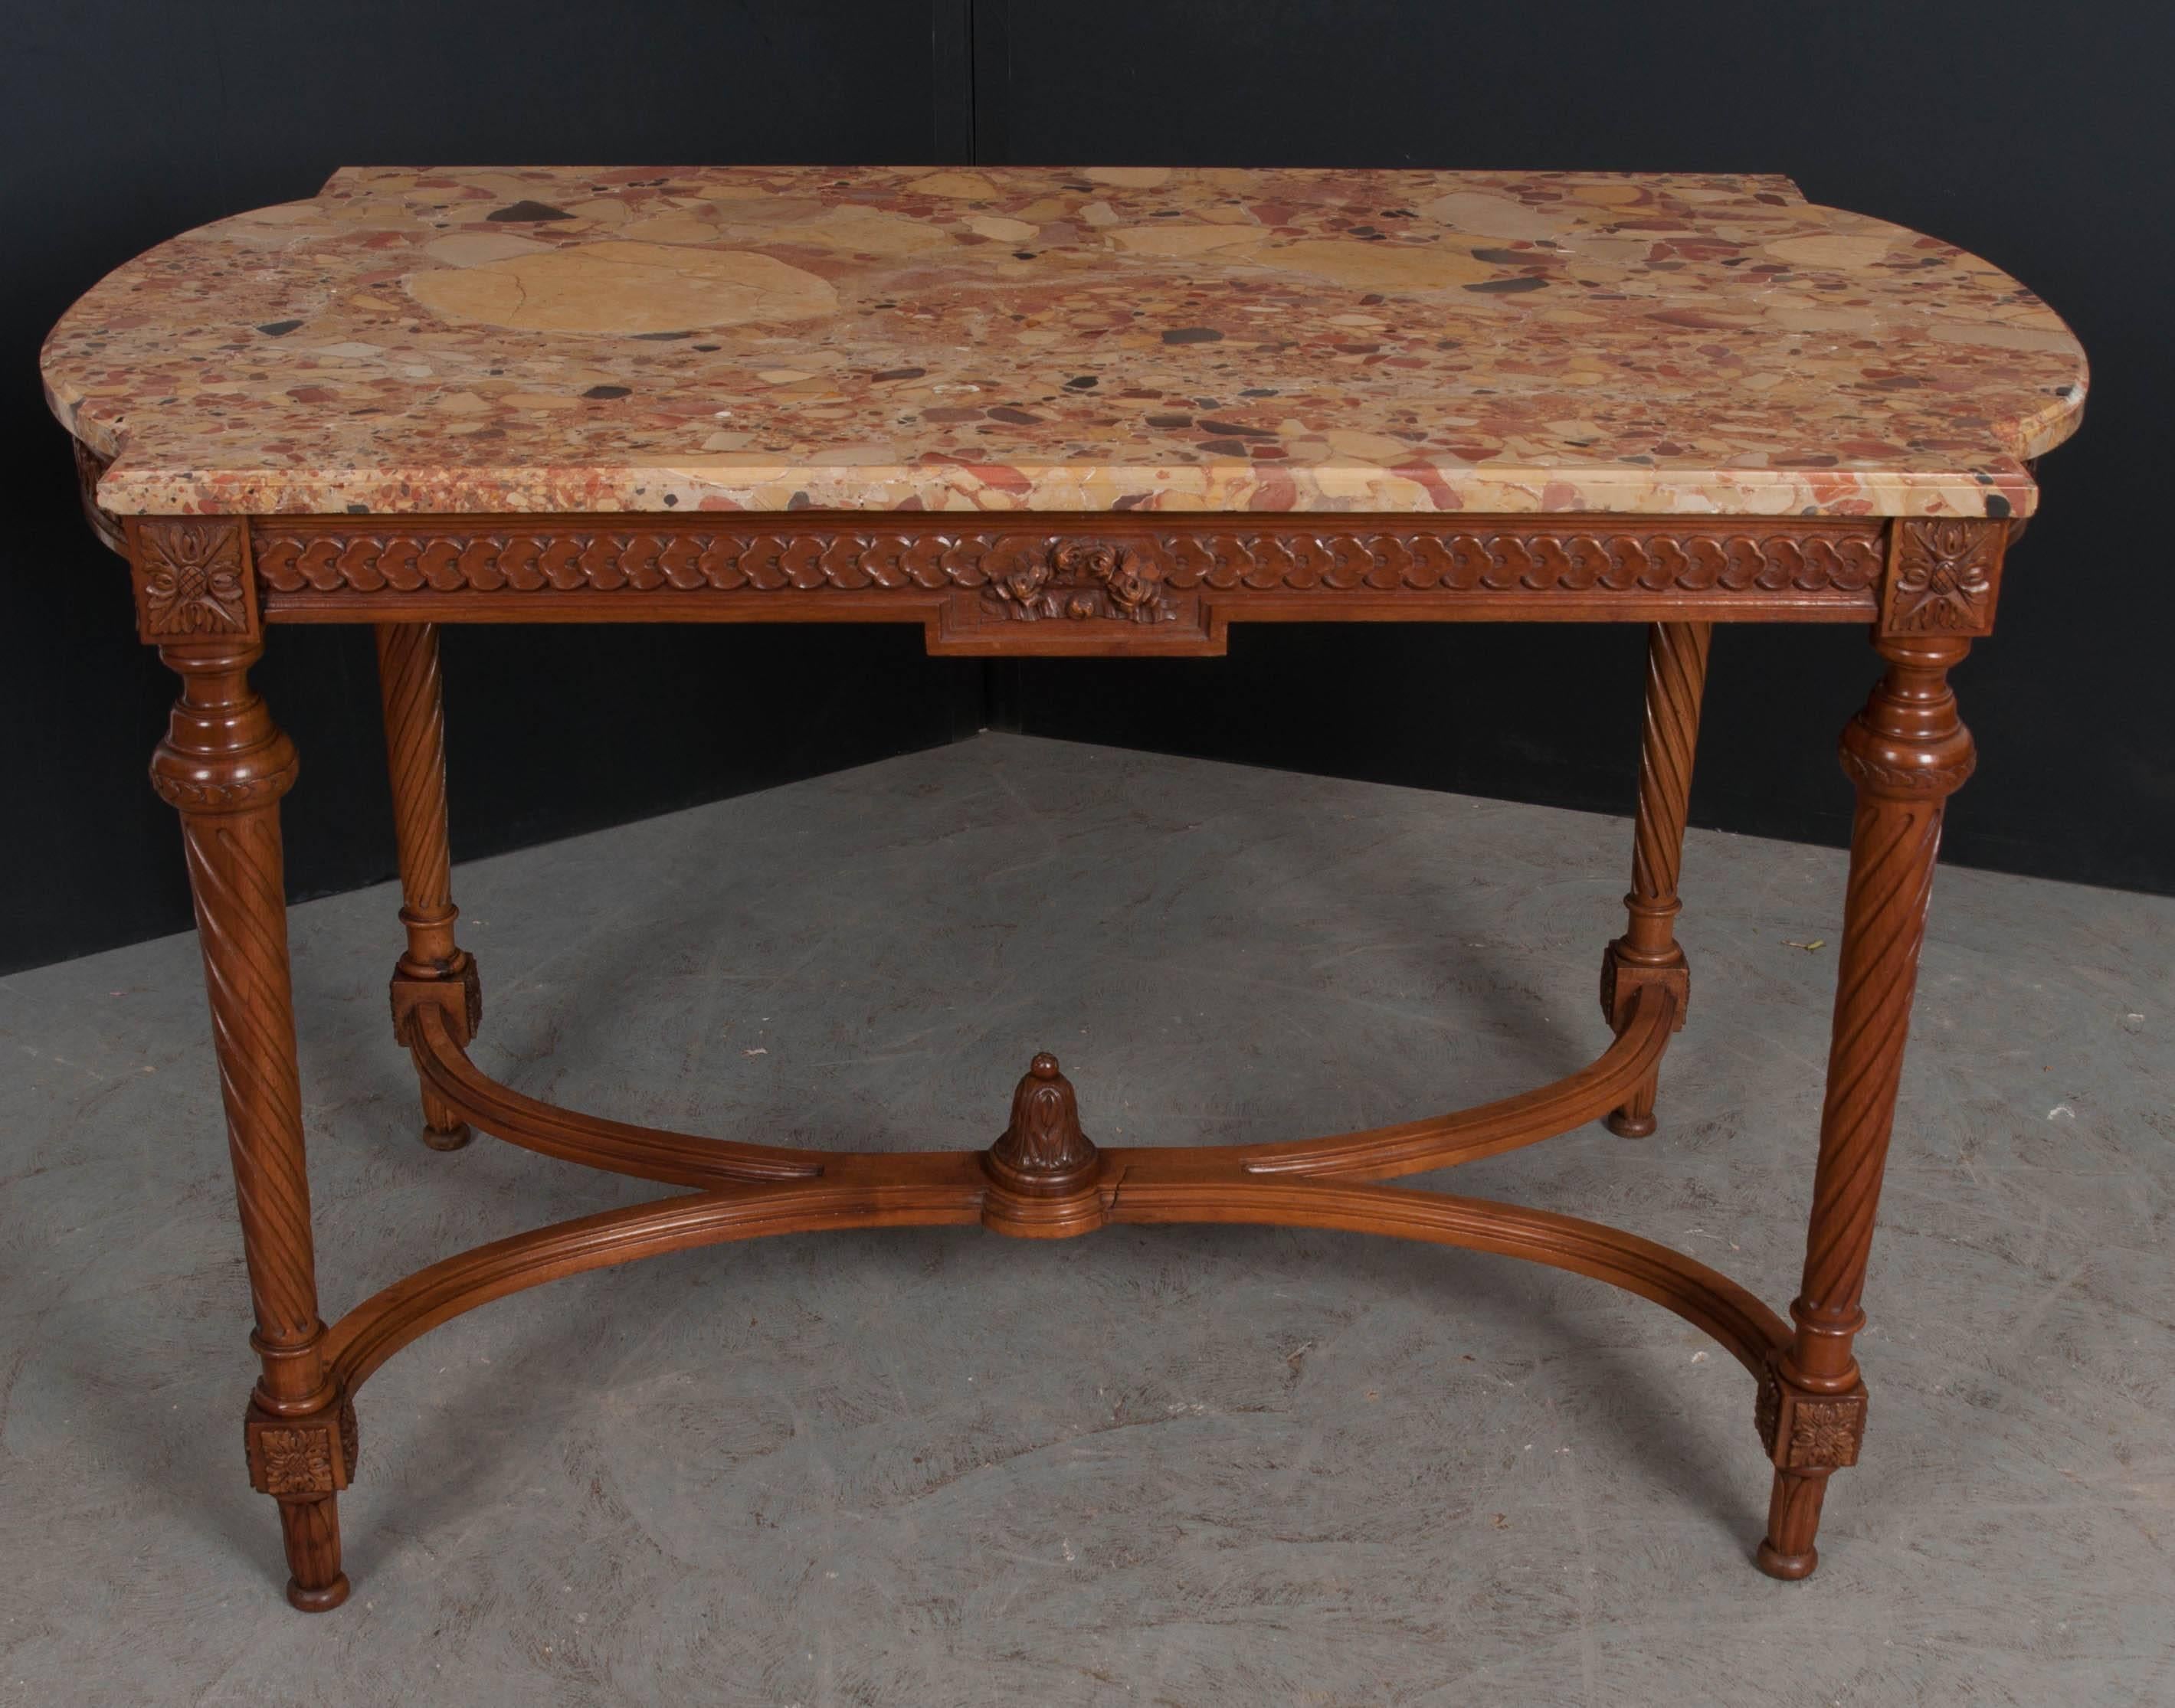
[
  {"left": 342, "top": 200, "right": 413, "bottom": 225},
  {"left": 1086, "top": 167, "right": 1172, "bottom": 188},
  {"left": 1928, "top": 319, "right": 2081, "bottom": 352},
  {"left": 619, "top": 214, "right": 724, "bottom": 245},
  {"left": 784, "top": 208, "right": 953, "bottom": 256},
  {"left": 706, "top": 198, "right": 827, "bottom": 226},
  {"left": 463, "top": 172, "right": 570, "bottom": 201},
  {"left": 1309, "top": 463, "right": 1438, "bottom": 504},
  {"left": 1770, "top": 305, "right": 1882, "bottom": 333},
  {"left": 1765, "top": 233, "right": 1897, "bottom": 270},
  {"left": 408, "top": 242, "right": 837, "bottom": 334},
  {"left": 425, "top": 232, "right": 555, "bottom": 267},
  {"left": 242, "top": 203, "right": 338, "bottom": 227},
  {"left": 1418, "top": 191, "right": 1580, "bottom": 240},
  {"left": 1558, "top": 236, "right": 1658, "bottom": 265},
  {"left": 566, "top": 199, "right": 633, "bottom": 226},
  {"left": 1106, "top": 224, "right": 1264, "bottom": 257},
  {"left": 906, "top": 171, "right": 998, "bottom": 200},
  {"left": 1322, "top": 429, "right": 1419, "bottom": 462}
]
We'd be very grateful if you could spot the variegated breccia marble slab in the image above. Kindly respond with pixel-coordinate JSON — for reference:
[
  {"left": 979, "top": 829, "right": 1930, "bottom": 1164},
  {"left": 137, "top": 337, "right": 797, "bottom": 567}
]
[{"left": 41, "top": 165, "right": 2087, "bottom": 518}]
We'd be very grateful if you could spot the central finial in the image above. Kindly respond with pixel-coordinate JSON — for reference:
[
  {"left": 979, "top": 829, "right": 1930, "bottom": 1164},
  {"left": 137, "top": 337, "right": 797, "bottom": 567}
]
[
  {"left": 983, "top": 1051, "right": 1104, "bottom": 1235},
  {"left": 991, "top": 1052, "right": 1096, "bottom": 1182}
]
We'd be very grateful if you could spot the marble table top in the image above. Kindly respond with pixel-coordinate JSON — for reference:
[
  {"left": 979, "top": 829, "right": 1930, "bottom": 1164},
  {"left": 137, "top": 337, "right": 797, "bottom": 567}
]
[{"left": 41, "top": 166, "right": 2086, "bottom": 519}]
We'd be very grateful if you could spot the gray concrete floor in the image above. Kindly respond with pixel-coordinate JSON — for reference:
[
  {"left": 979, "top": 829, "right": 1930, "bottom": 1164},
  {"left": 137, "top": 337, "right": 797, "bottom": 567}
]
[{"left": 3, "top": 733, "right": 2173, "bottom": 1706}]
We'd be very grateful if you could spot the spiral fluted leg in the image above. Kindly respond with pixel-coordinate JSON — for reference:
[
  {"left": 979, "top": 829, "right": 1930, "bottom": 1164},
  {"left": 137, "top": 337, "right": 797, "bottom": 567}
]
[
  {"left": 1756, "top": 633, "right": 1974, "bottom": 1579},
  {"left": 1601, "top": 621, "right": 1709, "bottom": 1137},
  {"left": 376, "top": 623, "right": 480, "bottom": 1149},
  {"left": 154, "top": 636, "right": 351, "bottom": 1611}
]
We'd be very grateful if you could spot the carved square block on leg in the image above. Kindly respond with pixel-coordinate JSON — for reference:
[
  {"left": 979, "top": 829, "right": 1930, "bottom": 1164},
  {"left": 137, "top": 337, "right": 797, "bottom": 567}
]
[
  {"left": 1598, "top": 942, "right": 1690, "bottom": 1032},
  {"left": 244, "top": 1395, "right": 359, "bottom": 1497},
  {"left": 390, "top": 953, "right": 483, "bottom": 1049},
  {"left": 1756, "top": 1362, "right": 1866, "bottom": 1471}
]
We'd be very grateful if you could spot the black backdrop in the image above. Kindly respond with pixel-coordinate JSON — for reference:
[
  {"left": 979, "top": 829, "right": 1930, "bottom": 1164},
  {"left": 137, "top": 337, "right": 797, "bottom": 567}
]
[{"left": 5, "top": 2, "right": 2168, "bottom": 975}]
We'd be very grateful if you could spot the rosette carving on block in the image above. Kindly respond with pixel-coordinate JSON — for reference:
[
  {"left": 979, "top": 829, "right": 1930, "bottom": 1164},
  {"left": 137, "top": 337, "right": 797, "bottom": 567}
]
[
  {"left": 132, "top": 518, "right": 255, "bottom": 640},
  {"left": 1756, "top": 1365, "right": 1866, "bottom": 1471},
  {"left": 1882, "top": 518, "right": 2006, "bottom": 636},
  {"left": 244, "top": 1396, "right": 359, "bottom": 1497}
]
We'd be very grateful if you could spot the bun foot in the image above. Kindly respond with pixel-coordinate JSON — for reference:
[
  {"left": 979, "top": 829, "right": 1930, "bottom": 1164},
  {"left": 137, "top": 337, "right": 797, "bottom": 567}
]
[
  {"left": 1755, "top": 1539, "right": 1817, "bottom": 1580},
  {"left": 286, "top": 1572, "right": 352, "bottom": 1612},
  {"left": 1597, "top": 1032, "right": 1662, "bottom": 1138},
  {"left": 421, "top": 1081, "right": 471, "bottom": 1150}
]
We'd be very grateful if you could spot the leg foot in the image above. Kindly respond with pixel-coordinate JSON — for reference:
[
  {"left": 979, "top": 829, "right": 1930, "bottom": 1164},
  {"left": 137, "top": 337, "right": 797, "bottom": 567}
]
[
  {"left": 1755, "top": 1468, "right": 1829, "bottom": 1580},
  {"left": 1754, "top": 1541, "right": 1819, "bottom": 1582},
  {"left": 288, "top": 1579, "right": 352, "bottom": 1613},
  {"left": 1604, "top": 1091, "right": 1657, "bottom": 1140},
  {"left": 420, "top": 1081, "right": 472, "bottom": 1151},
  {"left": 278, "top": 1497, "right": 351, "bottom": 1611}
]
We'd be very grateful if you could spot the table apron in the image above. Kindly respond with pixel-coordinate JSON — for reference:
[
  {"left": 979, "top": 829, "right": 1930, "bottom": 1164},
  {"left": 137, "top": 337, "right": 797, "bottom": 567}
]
[
  {"left": 260, "top": 585, "right": 1877, "bottom": 633},
  {"left": 113, "top": 512, "right": 2013, "bottom": 652}
]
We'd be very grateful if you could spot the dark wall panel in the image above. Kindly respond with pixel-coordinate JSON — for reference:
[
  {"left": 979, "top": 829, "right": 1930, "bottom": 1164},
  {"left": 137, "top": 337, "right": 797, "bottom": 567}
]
[
  {"left": 990, "top": 0, "right": 2175, "bottom": 894},
  {"left": 1, "top": 2, "right": 976, "bottom": 973}
]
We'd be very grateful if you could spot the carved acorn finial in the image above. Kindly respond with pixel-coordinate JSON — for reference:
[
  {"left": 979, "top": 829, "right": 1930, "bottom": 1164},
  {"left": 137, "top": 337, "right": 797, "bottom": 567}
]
[
  {"left": 991, "top": 1052, "right": 1096, "bottom": 1183},
  {"left": 984, "top": 1052, "right": 1101, "bottom": 1225}
]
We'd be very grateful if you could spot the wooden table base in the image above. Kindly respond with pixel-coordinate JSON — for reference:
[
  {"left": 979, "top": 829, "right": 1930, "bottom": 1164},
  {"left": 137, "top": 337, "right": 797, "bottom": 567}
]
[{"left": 114, "top": 508, "right": 2000, "bottom": 1609}]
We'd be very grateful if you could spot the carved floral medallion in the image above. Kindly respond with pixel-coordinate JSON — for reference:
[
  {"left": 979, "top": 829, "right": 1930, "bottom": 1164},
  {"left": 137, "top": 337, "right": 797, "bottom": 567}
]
[
  {"left": 1885, "top": 518, "right": 2002, "bottom": 634},
  {"left": 134, "top": 519, "right": 252, "bottom": 638},
  {"left": 981, "top": 538, "right": 1177, "bottom": 625},
  {"left": 1757, "top": 1367, "right": 1865, "bottom": 1470},
  {"left": 245, "top": 1396, "right": 359, "bottom": 1497}
]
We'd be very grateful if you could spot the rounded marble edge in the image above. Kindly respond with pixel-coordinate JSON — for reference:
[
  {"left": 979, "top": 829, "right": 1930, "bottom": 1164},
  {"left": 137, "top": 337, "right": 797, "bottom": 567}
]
[{"left": 77, "top": 453, "right": 2044, "bottom": 520}]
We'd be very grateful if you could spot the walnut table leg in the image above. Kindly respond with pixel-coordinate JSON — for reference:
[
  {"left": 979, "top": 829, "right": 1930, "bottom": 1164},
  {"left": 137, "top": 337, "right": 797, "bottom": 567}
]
[
  {"left": 152, "top": 636, "right": 353, "bottom": 1612},
  {"left": 375, "top": 622, "right": 480, "bottom": 1148},
  {"left": 1600, "top": 620, "right": 1708, "bottom": 1136},
  {"left": 1756, "top": 633, "right": 1974, "bottom": 1578}
]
